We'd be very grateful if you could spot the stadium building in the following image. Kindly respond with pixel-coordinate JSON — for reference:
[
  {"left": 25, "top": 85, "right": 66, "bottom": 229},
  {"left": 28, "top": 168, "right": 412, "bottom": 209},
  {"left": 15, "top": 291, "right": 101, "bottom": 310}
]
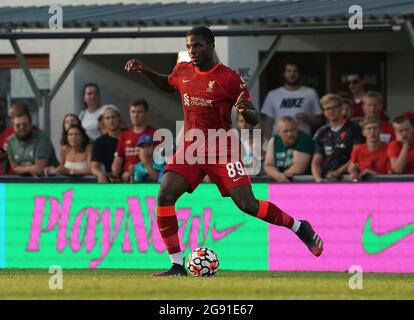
[{"left": 0, "top": 0, "right": 413, "bottom": 149}]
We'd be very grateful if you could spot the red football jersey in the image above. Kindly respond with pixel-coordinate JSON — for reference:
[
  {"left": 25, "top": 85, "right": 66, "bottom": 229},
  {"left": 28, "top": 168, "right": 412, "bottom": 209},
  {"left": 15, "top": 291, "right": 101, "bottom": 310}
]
[
  {"left": 168, "top": 62, "right": 250, "bottom": 157},
  {"left": 350, "top": 142, "right": 389, "bottom": 173},
  {"left": 115, "top": 126, "right": 156, "bottom": 172}
]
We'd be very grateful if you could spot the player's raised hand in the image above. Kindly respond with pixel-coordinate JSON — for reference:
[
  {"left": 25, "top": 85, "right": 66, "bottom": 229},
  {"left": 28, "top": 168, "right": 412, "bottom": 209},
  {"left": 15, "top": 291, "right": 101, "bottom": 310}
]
[
  {"left": 124, "top": 58, "right": 146, "bottom": 73},
  {"left": 235, "top": 91, "right": 248, "bottom": 113}
]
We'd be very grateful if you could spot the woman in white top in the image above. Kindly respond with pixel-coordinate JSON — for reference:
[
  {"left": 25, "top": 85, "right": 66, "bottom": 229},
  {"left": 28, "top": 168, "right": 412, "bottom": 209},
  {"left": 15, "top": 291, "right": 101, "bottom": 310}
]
[
  {"left": 79, "top": 83, "right": 105, "bottom": 141},
  {"left": 46, "top": 124, "right": 92, "bottom": 176}
]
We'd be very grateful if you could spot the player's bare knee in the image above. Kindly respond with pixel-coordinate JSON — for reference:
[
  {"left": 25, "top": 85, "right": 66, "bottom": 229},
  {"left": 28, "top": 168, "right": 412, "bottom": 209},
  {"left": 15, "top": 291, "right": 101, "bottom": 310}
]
[
  {"left": 157, "top": 188, "right": 177, "bottom": 206},
  {"left": 236, "top": 199, "right": 257, "bottom": 216}
]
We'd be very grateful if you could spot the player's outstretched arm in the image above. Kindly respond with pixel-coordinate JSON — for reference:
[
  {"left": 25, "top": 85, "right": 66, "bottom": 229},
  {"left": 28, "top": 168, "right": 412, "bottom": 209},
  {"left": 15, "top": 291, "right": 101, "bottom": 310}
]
[
  {"left": 124, "top": 58, "right": 175, "bottom": 93},
  {"left": 235, "top": 92, "right": 259, "bottom": 126}
]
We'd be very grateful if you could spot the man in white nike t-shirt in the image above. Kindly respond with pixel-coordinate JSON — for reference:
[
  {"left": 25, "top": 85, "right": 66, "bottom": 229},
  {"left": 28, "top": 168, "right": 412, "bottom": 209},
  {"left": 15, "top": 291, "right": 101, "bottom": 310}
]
[{"left": 261, "top": 57, "right": 323, "bottom": 142}]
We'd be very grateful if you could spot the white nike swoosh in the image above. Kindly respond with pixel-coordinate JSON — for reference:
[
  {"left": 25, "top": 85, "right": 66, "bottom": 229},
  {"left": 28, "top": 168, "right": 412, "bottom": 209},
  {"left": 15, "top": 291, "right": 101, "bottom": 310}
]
[
  {"left": 183, "top": 80, "right": 191, "bottom": 83},
  {"left": 233, "top": 177, "right": 242, "bottom": 182},
  {"left": 160, "top": 227, "right": 170, "bottom": 231}
]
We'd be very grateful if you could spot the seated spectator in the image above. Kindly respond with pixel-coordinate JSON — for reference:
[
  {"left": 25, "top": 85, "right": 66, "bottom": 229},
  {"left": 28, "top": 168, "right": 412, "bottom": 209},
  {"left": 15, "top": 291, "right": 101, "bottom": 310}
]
[
  {"left": 387, "top": 116, "right": 414, "bottom": 174},
  {"left": 91, "top": 105, "right": 122, "bottom": 183},
  {"left": 112, "top": 99, "right": 156, "bottom": 182},
  {"left": 265, "top": 116, "right": 314, "bottom": 183},
  {"left": 133, "top": 135, "right": 165, "bottom": 183},
  {"left": 361, "top": 91, "right": 394, "bottom": 143},
  {"left": 341, "top": 97, "right": 354, "bottom": 122},
  {"left": 7, "top": 112, "right": 58, "bottom": 177},
  {"left": 0, "top": 101, "right": 40, "bottom": 175},
  {"left": 46, "top": 124, "right": 92, "bottom": 176},
  {"left": 79, "top": 83, "right": 105, "bottom": 141},
  {"left": 401, "top": 112, "right": 414, "bottom": 126},
  {"left": 312, "top": 94, "right": 365, "bottom": 182},
  {"left": 348, "top": 117, "right": 390, "bottom": 181},
  {"left": 60, "top": 113, "right": 81, "bottom": 146},
  {"left": 236, "top": 112, "right": 263, "bottom": 176}
]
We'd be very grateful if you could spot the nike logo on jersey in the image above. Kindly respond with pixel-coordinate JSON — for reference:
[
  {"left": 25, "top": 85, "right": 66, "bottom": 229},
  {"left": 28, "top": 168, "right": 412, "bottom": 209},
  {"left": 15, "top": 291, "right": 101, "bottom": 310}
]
[
  {"left": 183, "top": 79, "right": 191, "bottom": 83},
  {"left": 233, "top": 177, "right": 242, "bottom": 182}
]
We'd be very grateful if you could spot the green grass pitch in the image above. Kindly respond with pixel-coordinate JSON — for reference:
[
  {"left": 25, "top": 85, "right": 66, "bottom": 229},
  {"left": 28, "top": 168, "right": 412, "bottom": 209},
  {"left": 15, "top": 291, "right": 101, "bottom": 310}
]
[{"left": 0, "top": 269, "right": 413, "bottom": 300}]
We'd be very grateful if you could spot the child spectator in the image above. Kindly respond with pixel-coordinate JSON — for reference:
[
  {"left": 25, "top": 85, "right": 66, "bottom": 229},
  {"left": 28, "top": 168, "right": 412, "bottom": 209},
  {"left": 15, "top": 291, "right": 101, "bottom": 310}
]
[
  {"left": 388, "top": 116, "right": 414, "bottom": 174},
  {"left": 348, "top": 117, "right": 390, "bottom": 181},
  {"left": 133, "top": 135, "right": 164, "bottom": 183},
  {"left": 361, "top": 91, "right": 394, "bottom": 143}
]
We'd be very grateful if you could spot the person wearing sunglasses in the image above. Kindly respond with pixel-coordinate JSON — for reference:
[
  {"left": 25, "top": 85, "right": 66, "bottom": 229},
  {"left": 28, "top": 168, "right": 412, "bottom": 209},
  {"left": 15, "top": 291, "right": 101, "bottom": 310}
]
[{"left": 345, "top": 71, "right": 366, "bottom": 118}]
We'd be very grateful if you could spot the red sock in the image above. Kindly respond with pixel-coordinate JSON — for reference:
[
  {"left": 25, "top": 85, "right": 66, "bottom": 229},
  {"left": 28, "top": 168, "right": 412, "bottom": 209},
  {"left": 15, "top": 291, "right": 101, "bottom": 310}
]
[
  {"left": 255, "top": 200, "right": 294, "bottom": 228},
  {"left": 156, "top": 205, "right": 181, "bottom": 254}
]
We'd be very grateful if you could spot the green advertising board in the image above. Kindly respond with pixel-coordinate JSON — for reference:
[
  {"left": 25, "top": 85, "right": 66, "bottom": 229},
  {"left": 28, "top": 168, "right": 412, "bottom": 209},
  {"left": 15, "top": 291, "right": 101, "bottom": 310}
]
[{"left": 5, "top": 183, "right": 268, "bottom": 270}]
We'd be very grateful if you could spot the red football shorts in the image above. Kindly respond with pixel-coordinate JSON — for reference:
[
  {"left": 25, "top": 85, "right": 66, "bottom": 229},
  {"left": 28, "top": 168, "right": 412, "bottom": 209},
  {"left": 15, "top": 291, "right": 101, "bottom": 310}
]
[{"left": 164, "top": 154, "right": 251, "bottom": 197}]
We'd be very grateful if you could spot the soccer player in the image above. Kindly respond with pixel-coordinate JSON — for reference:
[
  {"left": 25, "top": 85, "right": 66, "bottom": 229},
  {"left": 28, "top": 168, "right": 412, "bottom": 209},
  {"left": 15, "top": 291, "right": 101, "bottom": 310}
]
[{"left": 125, "top": 26, "right": 323, "bottom": 276}]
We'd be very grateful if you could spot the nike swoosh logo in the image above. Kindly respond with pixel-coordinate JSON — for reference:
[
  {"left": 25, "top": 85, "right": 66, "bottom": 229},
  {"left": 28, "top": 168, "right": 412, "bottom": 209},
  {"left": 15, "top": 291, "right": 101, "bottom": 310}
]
[
  {"left": 211, "top": 223, "right": 243, "bottom": 241},
  {"left": 183, "top": 80, "right": 191, "bottom": 83},
  {"left": 361, "top": 213, "right": 414, "bottom": 254},
  {"left": 233, "top": 177, "right": 242, "bottom": 182},
  {"left": 159, "top": 226, "right": 170, "bottom": 232}
]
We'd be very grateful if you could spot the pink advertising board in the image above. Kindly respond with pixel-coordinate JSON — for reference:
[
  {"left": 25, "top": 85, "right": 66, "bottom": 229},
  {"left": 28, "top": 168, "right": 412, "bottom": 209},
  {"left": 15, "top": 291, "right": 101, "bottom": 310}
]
[{"left": 269, "top": 182, "right": 414, "bottom": 273}]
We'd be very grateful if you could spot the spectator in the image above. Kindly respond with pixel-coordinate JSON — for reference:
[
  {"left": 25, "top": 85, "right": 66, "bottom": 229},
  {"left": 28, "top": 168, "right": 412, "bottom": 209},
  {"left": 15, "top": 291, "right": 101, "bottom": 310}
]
[
  {"left": 91, "top": 105, "right": 122, "bottom": 183},
  {"left": 261, "top": 57, "right": 323, "bottom": 141},
  {"left": 236, "top": 112, "right": 263, "bottom": 176},
  {"left": 7, "top": 112, "right": 58, "bottom": 177},
  {"left": 0, "top": 101, "right": 41, "bottom": 175},
  {"left": 264, "top": 116, "right": 314, "bottom": 182},
  {"left": 133, "top": 135, "right": 165, "bottom": 183},
  {"left": 60, "top": 114, "right": 81, "bottom": 146},
  {"left": 341, "top": 97, "right": 354, "bottom": 122},
  {"left": 112, "top": 99, "right": 156, "bottom": 182},
  {"left": 348, "top": 117, "right": 390, "bottom": 181},
  {"left": 361, "top": 91, "right": 394, "bottom": 143},
  {"left": 79, "top": 83, "right": 105, "bottom": 141},
  {"left": 388, "top": 116, "right": 414, "bottom": 174},
  {"left": 345, "top": 71, "right": 366, "bottom": 118},
  {"left": 312, "top": 94, "right": 365, "bottom": 182},
  {"left": 400, "top": 112, "right": 414, "bottom": 125},
  {"left": 46, "top": 124, "right": 92, "bottom": 176}
]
